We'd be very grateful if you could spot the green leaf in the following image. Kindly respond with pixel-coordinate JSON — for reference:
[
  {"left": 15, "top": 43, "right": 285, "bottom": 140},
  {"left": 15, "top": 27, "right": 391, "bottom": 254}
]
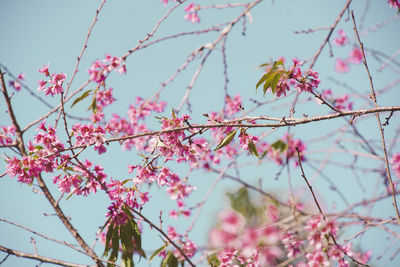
[
  {"left": 172, "top": 108, "right": 176, "bottom": 119},
  {"left": 104, "top": 222, "right": 115, "bottom": 257},
  {"left": 256, "top": 72, "right": 271, "bottom": 90},
  {"left": 271, "top": 140, "right": 288, "bottom": 152},
  {"left": 260, "top": 150, "right": 269, "bottom": 159},
  {"left": 120, "top": 223, "right": 134, "bottom": 258},
  {"left": 274, "top": 59, "right": 284, "bottom": 66},
  {"left": 121, "top": 255, "right": 134, "bottom": 267},
  {"left": 262, "top": 71, "right": 278, "bottom": 96},
  {"left": 207, "top": 253, "right": 220, "bottom": 267},
  {"left": 161, "top": 252, "right": 178, "bottom": 267},
  {"left": 270, "top": 72, "right": 282, "bottom": 95},
  {"left": 70, "top": 89, "right": 92, "bottom": 108},
  {"left": 87, "top": 88, "right": 98, "bottom": 113},
  {"left": 248, "top": 141, "right": 259, "bottom": 158},
  {"left": 149, "top": 244, "right": 167, "bottom": 263},
  {"left": 214, "top": 129, "right": 237, "bottom": 151},
  {"left": 227, "top": 187, "right": 257, "bottom": 218},
  {"left": 130, "top": 220, "right": 145, "bottom": 257},
  {"left": 109, "top": 225, "right": 120, "bottom": 263}
]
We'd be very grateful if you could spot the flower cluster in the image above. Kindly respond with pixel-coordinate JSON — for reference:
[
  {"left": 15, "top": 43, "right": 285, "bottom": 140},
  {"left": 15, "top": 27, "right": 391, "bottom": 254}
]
[
  {"left": 163, "top": 226, "right": 197, "bottom": 260},
  {"left": 238, "top": 131, "right": 259, "bottom": 151},
  {"left": 224, "top": 94, "right": 242, "bottom": 116},
  {"left": 209, "top": 205, "right": 371, "bottom": 267},
  {"left": 6, "top": 122, "right": 65, "bottom": 184},
  {"left": 333, "top": 29, "right": 348, "bottom": 46},
  {"left": 333, "top": 30, "right": 363, "bottom": 73},
  {"left": 105, "top": 177, "right": 150, "bottom": 225},
  {"left": 184, "top": 3, "right": 200, "bottom": 23},
  {"left": 88, "top": 54, "right": 126, "bottom": 84},
  {"left": 319, "top": 89, "right": 353, "bottom": 111},
  {"left": 96, "top": 87, "right": 116, "bottom": 111},
  {"left": 107, "top": 97, "right": 166, "bottom": 151},
  {"left": 258, "top": 58, "right": 320, "bottom": 97},
  {"left": 150, "top": 114, "right": 207, "bottom": 163},
  {"left": 295, "top": 215, "right": 371, "bottom": 267},
  {"left": 8, "top": 73, "right": 25, "bottom": 91},
  {"left": 0, "top": 125, "right": 16, "bottom": 146},
  {"left": 53, "top": 159, "right": 107, "bottom": 196},
  {"left": 71, "top": 122, "right": 110, "bottom": 154},
  {"left": 388, "top": 0, "right": 400, "bottom": 10},
  {"left": 38, "top": 64, "right": 66, "bottom": 96},
  {"left": 209, "top": 209, "right": 282, "bottom": 266},
  {"left": 260, "top": 134, "right": 306, "bottom": 167}
]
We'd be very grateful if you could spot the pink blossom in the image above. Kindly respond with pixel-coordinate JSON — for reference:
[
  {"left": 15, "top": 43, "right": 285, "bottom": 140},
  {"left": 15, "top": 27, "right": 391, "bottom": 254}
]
[
  {"left": 0, "top": 125, "right": 16, "bottom": 146},
  {"left": 184, "top": 12, "right": 200, "bottom": 23},
  {"left": 184, "top": 2, "right": 200, "bottom": 23},
  {"left": 9, "top": 73, "right": 25, "bottom": 91},
  {"left": 88, "top": 54, "right": 125, "bottom": 84},
  {"left": 335, "top": 58, "right": 350, "bottom": 73},
  {"left": 348, "top": 47, "right": 363, "bottom": 64},
  {"left": 388, "top": 0, "right": 400, "bottom": 9},
  {"left": 96, "top": 88, "right": 116, "bottom": 111},
  {"left": 224, "top": 94, "right": 242, "bottom": 116},
  {"left": 37, "top": 67, "right": 66, "bottom": 96},
  {"left": 334, "top": 94, "right": 353, "bottom": 111},
  {"left": 9, "top": 80, "right": 21, "bottom": 91},
  {"left": 391, "top": 153, "right": 400, "bottom": 178},
  {"left": 333, "top": 29, "right": 348, "bottom": 46},
  {"left": 39, "top": 63, "right": 50, "bottom": 76}
]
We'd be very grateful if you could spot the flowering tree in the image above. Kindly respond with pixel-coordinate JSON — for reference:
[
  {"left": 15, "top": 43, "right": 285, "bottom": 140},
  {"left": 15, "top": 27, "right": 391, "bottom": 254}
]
[{"left": 1, "top": 0, "right": 400, "bottom": 266}]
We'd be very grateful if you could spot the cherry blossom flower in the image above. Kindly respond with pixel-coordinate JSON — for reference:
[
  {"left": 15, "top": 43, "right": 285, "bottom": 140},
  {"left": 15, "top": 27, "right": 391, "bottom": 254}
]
[
  {"left": 348, "top": 47, "right": 363, "bottom": 64},
  {"left": 391, "top": 153, "right": 400, "bottom": 178},
  {"left": 333, "top": 29, "right": 348, "bottom": 46},
  {"left": 224, "top": 94, "right": 242, "bottom": 116},
  {"left": 184, "top": 3, "right": 200, "bottom": 23},
  {"left": 335, "top": 58, "right": 350, "bottom": 73},
  {"left": 8, "top": 73, "right": 25, "bottom": 91},
  {"left": 88, "top": 54, "right": 125, "bottom": 84},
  {"left": 39, "top": 63, "right": 50, "bottom": 76},
  {"left": 37, "top": 64, "right": 66, "bottom": 96},
  {"left": 318, "top": 89, "right": 353, "bottom": 111},
  {"left": 0, "top": 125, "right": 16, "bottom": 146},
  {"left": 388, "top": 0, "right": 400, "bottom": 9}
]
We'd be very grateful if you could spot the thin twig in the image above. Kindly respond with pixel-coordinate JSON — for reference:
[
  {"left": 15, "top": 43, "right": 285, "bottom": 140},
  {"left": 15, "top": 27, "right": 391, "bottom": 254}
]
[
  {"left": 295, "top": 147, "right": 326, "bottom": 219},
  {"left": 0, "top": 244, "right": 91, "bottom": 267},
  {"left": 352, "top": 10, "right": 400, "bottom": 225}
]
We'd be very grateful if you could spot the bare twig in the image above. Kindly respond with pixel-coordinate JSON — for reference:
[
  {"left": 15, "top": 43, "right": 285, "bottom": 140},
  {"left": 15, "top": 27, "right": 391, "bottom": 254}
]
[
  {"left": 352, "top": 10, "right": 400, "bottom": 225},
  {"left": 0, "top": 244, "right": 91, "bottom": 267}
]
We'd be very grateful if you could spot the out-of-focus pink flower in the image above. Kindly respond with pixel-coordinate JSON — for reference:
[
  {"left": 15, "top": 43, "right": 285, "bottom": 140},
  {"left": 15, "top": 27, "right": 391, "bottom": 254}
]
[
  {"left": 333, "top": 29, "right": 348, "bottom": 46},
  {"left": 9, "top": 80, "right": 21, "bottom": 91},
  {"left": 388, "top": 0, "right": 400, "bottom": 9},
  {"left": 391, "top": 153, "right": 400, "bottom": 178},
  {"left": 17, "top": 73, "right": 25, "bottom": 80},
  {"left": 184, "top": 12, "right": 200, "bottom": 23},
  {"left": 335, "top": 58, "right": 350, "bottom": 73},
  {"left": 348, "top": 47, "right": 363, "bottom": 64}
]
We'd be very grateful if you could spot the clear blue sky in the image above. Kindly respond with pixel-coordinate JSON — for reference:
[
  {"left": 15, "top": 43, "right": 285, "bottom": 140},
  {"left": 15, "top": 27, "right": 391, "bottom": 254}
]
[{"left": 1, "top": 0, "right": 399, "bottom": 266}]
